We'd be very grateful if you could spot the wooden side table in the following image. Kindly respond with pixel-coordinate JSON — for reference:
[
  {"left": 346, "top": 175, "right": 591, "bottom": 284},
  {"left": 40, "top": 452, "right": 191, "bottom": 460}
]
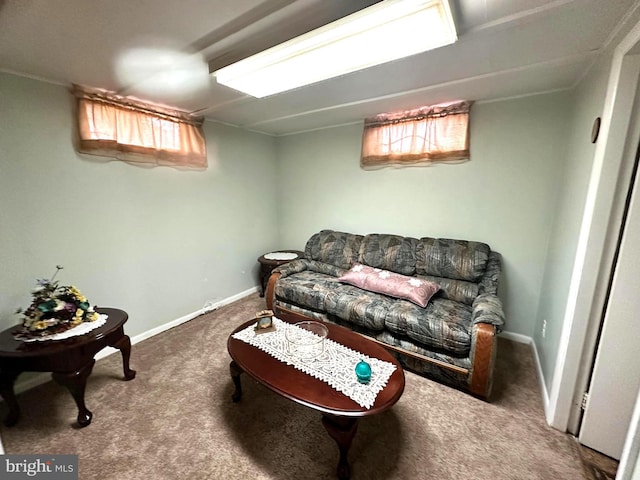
[
  {"left": 0, "top": 307, "right": 135, "bottom": 428},
  {"left": 257, "top": 250, "right": 305, "bottom": 297}
]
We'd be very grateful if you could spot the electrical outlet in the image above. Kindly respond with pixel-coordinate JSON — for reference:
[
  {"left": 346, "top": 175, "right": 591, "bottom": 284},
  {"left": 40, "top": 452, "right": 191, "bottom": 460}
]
[
  {"left": 203, "top": 300, "right": 217, "bottom": 313},
  {"left": 542, "top": 319, "right": 547, "bottom": 339}
]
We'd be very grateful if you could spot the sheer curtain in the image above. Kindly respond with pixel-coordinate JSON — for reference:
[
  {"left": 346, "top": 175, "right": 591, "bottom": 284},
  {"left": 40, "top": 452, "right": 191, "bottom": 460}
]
[
  {"left": 74, "top": 86, "right": 207, "bottom": 169},
  {"left": 361, "top": 101, "right": 471, "bottom": 169}
]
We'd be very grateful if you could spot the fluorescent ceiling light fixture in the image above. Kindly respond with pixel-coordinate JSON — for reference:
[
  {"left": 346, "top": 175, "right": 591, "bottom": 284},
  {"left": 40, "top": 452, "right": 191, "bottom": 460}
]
[{"left": 213, "top": 0, "right": 457, "bottom": 98}]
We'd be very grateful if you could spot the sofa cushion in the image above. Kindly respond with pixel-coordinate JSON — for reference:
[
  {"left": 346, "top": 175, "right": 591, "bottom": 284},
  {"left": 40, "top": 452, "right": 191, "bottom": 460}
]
[
  {"left": 274, "top": 270, "right": 340, "bottom": 312},
  {"left": 416, "top": 238, "right": 490, "bottom": 282},
  {"left": 375, "top": 330, "right": 472, "bottom": 370},
  {"left": 274, "top": 270, "right": 394, "bottom": 331},
  {"left": 358, "top": 234, "right": 419, "bottom": 275},
  {"left": 324, "top": 285, "right": 391, "bottom": 331},
  {"left": 305, "top": 230, "right": 363, "bottom": 270},
  {"left": 338, "top": 264, "right": 440, "bottom": 307},
  {"left": 384, "top": 298, "right": 473, "bottom": 355}
]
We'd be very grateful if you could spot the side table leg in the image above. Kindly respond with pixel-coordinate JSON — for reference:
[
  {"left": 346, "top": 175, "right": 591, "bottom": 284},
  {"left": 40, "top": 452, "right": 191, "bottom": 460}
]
[
  {"left": 259, "top": 270, "right": 268, "bottom": 297},
  {"left": 0, "top": 371, "right": 21, "bottom": 427},
  {"left": 53, "top": 360, "right": 95, "bottom": 428},
  {"left": 111, "top": 334, "right": 136, "bottom": 380},
  {"left": 230, "top": 360, "right": 243, "bottom": 402},
  {"left": 322, "top": 415, "right": 358, "bottom": 480}
]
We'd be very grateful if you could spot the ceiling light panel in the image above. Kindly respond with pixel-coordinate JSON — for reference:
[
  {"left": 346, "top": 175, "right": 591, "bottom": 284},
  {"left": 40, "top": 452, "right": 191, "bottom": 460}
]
[{"left": 214, "top": 0, "right": 457, "bottom": 98}]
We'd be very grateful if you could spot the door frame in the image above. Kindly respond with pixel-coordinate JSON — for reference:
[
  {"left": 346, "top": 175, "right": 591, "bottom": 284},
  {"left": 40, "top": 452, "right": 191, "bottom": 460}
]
[
  {"left": 569, "top": 55, "right": 640, "bottom": 437},
  {"left": 618, "top": 390, "right": 640, "bottom": 480},
  {"left": 545, "top": 10, "right": 640, "bottom": 470},
  {"left": 577, "top": 128, "right": 640, "bottom": 457}
]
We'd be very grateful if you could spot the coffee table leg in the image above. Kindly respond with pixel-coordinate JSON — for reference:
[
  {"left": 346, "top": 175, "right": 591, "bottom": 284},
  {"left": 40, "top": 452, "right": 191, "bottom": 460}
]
[
  {"left": 322, "top": 415, "right": 358, "bottom": 480},
  {"left": 111, "top": 334, "right": 136, "bottom": 380},
  {"left": 229, "top": 360, "right": 243, "bottom": 402},
  {"left": 0, "top": 371, "right": 21, "bottom": 427},
  {"left": 53, "top": 359, "right": 95, "bottom": 428}
]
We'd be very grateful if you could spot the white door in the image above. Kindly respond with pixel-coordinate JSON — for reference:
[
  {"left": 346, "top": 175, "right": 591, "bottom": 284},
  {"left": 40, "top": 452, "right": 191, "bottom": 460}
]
[{"left": 578, "top": 164, "right": 640, "bottom": 460}]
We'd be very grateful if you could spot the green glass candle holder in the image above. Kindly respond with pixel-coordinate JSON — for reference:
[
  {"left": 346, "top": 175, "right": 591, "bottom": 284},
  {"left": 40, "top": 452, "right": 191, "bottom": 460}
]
[{"left": 355, "top": 360, "right": 372, "bottom": 384}]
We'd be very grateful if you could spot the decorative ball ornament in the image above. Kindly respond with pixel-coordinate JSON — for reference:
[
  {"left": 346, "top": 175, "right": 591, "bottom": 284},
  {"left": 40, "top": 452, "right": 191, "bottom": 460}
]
[{"left": 355, "top": 360, "right": 372, "bottom": 384}]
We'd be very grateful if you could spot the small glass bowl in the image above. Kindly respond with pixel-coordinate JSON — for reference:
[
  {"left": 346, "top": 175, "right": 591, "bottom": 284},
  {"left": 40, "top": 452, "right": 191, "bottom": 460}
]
[{"left": 286, "top": 321, "right": 329, "bottom": 360}]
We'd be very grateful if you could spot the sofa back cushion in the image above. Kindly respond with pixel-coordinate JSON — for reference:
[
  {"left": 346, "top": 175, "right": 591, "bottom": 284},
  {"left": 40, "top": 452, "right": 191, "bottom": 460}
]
[
  {"left": 416, "top": 238, "right": 490, "bottom": 282},
  {"left": 305, "top": 230, "right": 363, "bottom": 270},
  {"left": 358, "top": 234, "right": 418, "bottom": 275}
]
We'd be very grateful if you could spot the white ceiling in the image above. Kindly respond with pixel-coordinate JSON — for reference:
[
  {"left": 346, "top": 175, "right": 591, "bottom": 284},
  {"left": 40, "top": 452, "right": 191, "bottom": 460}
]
[{"left": 0, "top": 0, "right": 637, "bottom": 135}]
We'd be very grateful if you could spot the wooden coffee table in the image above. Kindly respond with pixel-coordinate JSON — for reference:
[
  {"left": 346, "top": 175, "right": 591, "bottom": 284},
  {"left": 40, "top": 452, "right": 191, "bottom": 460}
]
[
  {"left": 0, "top": 307, "right": 135, "bottom": 427},
  {"left": 227, "top": 307, "right": 405, "bottom": 479}
]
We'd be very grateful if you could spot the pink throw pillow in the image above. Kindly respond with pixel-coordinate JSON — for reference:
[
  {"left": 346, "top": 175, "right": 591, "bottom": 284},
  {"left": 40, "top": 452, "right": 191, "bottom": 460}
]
[{"left": 338, "top": 264, "right": 440, "bottom": 307}]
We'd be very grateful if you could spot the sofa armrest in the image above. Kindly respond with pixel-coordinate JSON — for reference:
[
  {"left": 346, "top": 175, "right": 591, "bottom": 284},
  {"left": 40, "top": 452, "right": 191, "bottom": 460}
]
[
  {"left": 266, "top": 260, "right": 309, "bottom": 311},
  {"left": 265, "top": 272, "right": 280, "bottom": 311},
  {"left": 266, "top": 259, "right": 347, "bottom": 310},
  {"left": 479, "top": 251, "right": 502, "bottom": 295},
  {"left": 469, "top": 323, "right": 497, "bottom": 398},
  {"left": 274, "top": 259, "right": 346, "bottom": 278},
  {"left": 472, "top": 293, "right": 505, "bottom": 333},
  {"left": 273, "top": 258, "right": 310, "bottom": 278},
  {"left": 468, "top": 292, "right": 504, "bottom": 398}
]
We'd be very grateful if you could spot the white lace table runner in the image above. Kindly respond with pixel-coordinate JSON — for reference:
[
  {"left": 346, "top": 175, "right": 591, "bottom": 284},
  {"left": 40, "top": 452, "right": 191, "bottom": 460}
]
[
  {"left": 232, "top": 317, "right": 397, "bottom": 409},
  {"left": 16, "top": 314, "right": 108, "bottom": 342}
]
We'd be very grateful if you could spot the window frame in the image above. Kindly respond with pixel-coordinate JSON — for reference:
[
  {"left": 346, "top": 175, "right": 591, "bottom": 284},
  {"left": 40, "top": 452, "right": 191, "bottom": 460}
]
[
  {"left": 361, "top": 101, "right": 471, "bottom": 169},
  {"left": 73, "top": 86, "right": 207, "bottom": 169}
]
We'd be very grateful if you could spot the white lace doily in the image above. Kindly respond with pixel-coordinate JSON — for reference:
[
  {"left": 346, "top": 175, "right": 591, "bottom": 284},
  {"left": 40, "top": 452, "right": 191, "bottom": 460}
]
[
  {"left": 16, "top": 314, "right": 108, "bottom": 342},
  {"left": 232, "top": 317, "right": 396, "bottom": 409},
  {"left": 264, "top": 252, "right": 299, "bottom": 261}
]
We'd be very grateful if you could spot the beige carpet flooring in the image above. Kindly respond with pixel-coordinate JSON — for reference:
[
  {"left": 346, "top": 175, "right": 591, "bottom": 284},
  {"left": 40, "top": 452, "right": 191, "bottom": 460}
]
[
  {"left": 578, "top": 445, "right": 619, "bottom": 480},
  {"left": 0, "top": 293, "right": 590, "bottom": 479}
]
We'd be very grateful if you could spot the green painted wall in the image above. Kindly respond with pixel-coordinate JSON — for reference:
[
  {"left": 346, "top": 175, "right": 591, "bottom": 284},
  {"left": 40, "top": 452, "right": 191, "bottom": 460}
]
[
  {"left": 275, "top": 92, "right": 571, "bottom": 337},
  {"left": 534, "top": 55, "right": 614, "bottom": 393},
  {"left": 0, "top": 73, "right": 278, "bottom": 336}
]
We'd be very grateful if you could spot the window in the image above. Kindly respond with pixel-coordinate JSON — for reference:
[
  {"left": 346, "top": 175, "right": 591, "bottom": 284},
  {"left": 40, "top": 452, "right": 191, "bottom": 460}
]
[
  {"left": 360, "top": 101, "right": 471, "bottom": 169},
  {"left": 74, "top": 86, "right": 207, "bottom": 169}
]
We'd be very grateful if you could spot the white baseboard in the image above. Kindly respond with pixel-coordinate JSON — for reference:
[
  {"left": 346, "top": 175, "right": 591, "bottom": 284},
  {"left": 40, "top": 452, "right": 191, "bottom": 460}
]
[
  {"left": 531, "top": 340, "right": 551, "bottom": 418},
  {"left": 499, "top": 330, "right": 532, "bottom": 344},
  {"left": 0, "top": 287, "right": 257, "bottom": 455},
  {"left": 500, "top": 330, "right": 550, "bottom": 421},
  {"left": 122, "top": 286, "right": 259, "bottom": 350},
  {"left": 9, "top": 286, "right": 259, "bottom": 397}
]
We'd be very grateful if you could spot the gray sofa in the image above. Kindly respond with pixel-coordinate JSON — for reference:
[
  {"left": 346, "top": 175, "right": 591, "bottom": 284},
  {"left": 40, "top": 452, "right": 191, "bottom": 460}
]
[{"left": 266, "top": 229, "right": 505, "bottom": 398}]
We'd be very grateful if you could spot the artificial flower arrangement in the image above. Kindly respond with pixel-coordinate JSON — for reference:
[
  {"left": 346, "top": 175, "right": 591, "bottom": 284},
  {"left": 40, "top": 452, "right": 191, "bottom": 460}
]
[{"left": 15, "top": 265, "right": 99, "bottom": 337}]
